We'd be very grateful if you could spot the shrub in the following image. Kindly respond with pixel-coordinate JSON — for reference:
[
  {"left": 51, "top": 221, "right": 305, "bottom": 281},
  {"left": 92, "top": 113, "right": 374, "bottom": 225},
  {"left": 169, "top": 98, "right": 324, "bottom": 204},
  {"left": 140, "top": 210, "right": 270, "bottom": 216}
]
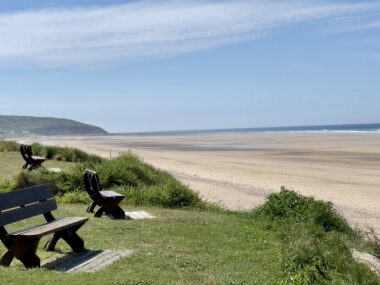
[
  {"left": 34, "top": 144, "right": 104, "bottom": 163},
  {"left": 14, "top": 164, "right": 87, "bottom": 195},
  {"left": 0, "top": 179, "right": 14, "bottom": 192},
  {"left": 0, "top": 140, "right": 104, "bottom": 164},
  {"left": 12, "top": 152, "right": 203, "bottom": 209},
  {"left": 118, "top": 181, "right": 203, "bottom": 208},
  {"left": 0, "top": 140, "right": 19, "bottom": 152},
  {"left": 254, "top": 187, "right": 351, "bottom": 234},
  {"left": 45, "top": 146, "right": 60, "bottom": 159},
  {"left": 364, "top": 228, "right": 380, "bottom": 259},
  {"left": 30, "top": 143, "right": 45, "bottom": 156},
  {"left": 95, "top": 153, "right": 171, "bottom": 188},
  {"left": 15, "top": 170, "right": 49, "bottom": 189},
  {"left": 251, "top": 188, "right": 379, "bottom": 284},
  {"left": 279, "top": 229, "right": 379, "bottom": 284},
  {"left": 57, "top": 191, "right": 91, "bottom": 204}
]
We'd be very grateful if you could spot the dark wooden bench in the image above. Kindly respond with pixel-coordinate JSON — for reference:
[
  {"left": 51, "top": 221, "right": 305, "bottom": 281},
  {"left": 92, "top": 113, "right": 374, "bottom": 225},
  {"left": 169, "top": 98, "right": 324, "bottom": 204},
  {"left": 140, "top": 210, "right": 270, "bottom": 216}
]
[
  {"left": 0, "top": 184, "right": 88, "bottom": 268},
  {"left": 84, "top": 170, "right": 126, "bottom": 219},
  {"left": 20, "top": 144, "right": 46, "bottom": 170}
]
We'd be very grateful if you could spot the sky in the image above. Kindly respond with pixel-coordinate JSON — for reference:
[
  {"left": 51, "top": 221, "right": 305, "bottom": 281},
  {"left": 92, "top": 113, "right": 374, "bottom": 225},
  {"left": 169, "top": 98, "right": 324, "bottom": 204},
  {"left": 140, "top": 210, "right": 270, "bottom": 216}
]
[{"left": 0, "top": 0, "right": 379, "bottom": 133}]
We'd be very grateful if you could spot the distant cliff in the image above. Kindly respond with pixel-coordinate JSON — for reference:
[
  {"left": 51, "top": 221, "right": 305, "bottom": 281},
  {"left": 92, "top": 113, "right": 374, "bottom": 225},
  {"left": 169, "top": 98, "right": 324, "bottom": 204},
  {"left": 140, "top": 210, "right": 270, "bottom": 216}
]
[{"left": 0, "top": 115, "right": 108, "bottom": 135}]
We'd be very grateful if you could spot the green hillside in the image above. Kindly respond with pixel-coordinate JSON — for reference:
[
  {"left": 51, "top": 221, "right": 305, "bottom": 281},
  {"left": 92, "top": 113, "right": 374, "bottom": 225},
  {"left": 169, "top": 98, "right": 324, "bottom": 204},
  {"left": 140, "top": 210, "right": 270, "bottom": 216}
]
[{"left": 0, "top": 115, "right": 108, "bottom": 135}]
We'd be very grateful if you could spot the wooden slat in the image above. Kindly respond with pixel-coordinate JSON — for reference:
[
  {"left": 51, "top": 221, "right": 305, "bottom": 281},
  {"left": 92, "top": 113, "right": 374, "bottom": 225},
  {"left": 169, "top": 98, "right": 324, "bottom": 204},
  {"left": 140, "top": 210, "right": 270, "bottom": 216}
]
[
  {"left": 31, "top": 156, "right": 46, "bottom": 161},
  {"left": 100, "top": 191, "right": 125, "bottom": 198},
  {"left": 0, "top": 199, "right": 57, "bottom": 226},
  {"left": 0, "top": 184, "right": 54, "bottom": 211},
  {"left": 10, "top": 217, "right": 88, "bottom": 237}
]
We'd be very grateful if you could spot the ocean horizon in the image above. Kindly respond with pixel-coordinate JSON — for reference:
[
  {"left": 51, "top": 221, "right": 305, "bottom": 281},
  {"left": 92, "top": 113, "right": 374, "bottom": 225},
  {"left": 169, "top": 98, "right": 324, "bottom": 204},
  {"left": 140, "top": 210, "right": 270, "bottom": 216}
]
[{"left": 115, "top": 123, "right": 380, "bottom": 136}]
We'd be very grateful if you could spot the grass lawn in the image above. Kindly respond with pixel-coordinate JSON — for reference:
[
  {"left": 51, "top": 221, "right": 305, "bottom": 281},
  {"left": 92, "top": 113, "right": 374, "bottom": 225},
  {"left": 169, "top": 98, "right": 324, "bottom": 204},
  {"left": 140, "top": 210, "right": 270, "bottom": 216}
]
[{"left": 0, "top": 205, "right": 281, "bottom": 285}]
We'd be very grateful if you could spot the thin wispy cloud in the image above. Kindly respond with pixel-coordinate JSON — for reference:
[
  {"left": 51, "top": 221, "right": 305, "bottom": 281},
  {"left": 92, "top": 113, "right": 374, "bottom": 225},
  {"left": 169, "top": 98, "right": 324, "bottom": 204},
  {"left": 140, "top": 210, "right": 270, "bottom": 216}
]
[
  {"left": 323, "top": 15, "right": 380, "bottom": 34},
  {"left": 0, "top": 0, "right": 380, "bottom": 67}
]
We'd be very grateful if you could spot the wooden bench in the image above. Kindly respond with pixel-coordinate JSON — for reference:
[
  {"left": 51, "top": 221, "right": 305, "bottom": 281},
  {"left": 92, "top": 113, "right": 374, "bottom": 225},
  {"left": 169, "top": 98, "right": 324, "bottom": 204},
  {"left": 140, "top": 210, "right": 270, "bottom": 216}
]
[
  {"left": 84, "top": 170, "right": 126, "bottom": 219},
  {"left": 20, "top": 144, "right": 46, "bottom": 170},
  {"left": 0, "top": 184, "right": 88, "bottom": 268}
]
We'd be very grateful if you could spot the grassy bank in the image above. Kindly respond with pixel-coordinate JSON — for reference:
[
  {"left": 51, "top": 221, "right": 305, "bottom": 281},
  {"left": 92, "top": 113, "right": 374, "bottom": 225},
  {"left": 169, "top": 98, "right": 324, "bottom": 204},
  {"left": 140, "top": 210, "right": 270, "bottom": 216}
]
[
  {"left": 0, "top": 140, "right": 379, "bottom": 284},
  {"left": 0, "top": 140, "right": 204, "bottom": 208}
]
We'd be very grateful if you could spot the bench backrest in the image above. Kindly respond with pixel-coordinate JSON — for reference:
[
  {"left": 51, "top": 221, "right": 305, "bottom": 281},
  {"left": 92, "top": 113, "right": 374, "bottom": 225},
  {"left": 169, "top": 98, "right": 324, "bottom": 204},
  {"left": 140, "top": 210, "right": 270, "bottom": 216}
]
[
  {"left": 0, "top": 184, "right": 57, "bottom": 226},
  {"left": 20, "top": 144, "right": 33, "bottom": 163},
  {"left": 83, "top": 170, "right": 104, "bottom": 203}
]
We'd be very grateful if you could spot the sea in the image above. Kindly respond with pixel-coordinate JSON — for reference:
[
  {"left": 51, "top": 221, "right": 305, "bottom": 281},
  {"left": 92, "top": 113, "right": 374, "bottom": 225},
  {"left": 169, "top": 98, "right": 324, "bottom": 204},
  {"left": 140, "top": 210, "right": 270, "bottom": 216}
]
[{"left": 118, "top": 123, "right": 380, "bottom": 136}]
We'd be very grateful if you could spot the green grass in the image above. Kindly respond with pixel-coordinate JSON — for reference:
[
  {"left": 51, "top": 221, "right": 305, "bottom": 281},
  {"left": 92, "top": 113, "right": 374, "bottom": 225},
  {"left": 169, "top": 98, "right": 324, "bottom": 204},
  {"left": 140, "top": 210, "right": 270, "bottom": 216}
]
[
  {"left": 0, "top": 205, "right": 378, "bottom": 285},
  {"left": 30, "top": 142, "right": 104, "bottom": 164},
  {"left": 0, "top": 152, "right": 73, "bottom": 188},
  {"left": 0, "top": 205, "right": 283, "bottom": 285}
]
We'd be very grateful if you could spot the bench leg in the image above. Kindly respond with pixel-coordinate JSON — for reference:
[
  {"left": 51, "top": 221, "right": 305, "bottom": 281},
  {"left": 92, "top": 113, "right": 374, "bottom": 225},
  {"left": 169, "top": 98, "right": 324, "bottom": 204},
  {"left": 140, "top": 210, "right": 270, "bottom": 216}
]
[
  {"left": 102, "top": 198, "right": 125, "bottom": 219},
  {"left": 45, "top": 224, "right": 85, "bottom": 253},
  {"left": 94, "top": 206, "right": 105, "bottom": 218},
  {"left": 109, "top": 205, "right": 126, "bottom": 219},
  {"left": 28, "top": 163, "right": 42, "bottom": 171},
  {"left": 0, "top": 250, "right": 14, "bottom": 267},
  {"left": 1, "top": 237, "right": 41, "bottom": 268},
  {"left": 18, "top": 251, "right": 40, "bottom": 269},
  {"left": 44, "top": 234, "right": 60, "bottom": 252},
  {"left": 94, "top": 199, "right": 125, "bottom": 219},
  {"left": 86, "top": 201, "right": 96, "bottom": 213}
]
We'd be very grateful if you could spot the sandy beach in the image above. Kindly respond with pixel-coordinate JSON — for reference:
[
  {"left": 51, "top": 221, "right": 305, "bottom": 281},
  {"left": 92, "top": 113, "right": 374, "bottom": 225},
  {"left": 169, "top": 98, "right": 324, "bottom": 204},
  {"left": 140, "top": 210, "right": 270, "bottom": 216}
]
[{"left": 19, "top": 132, "right": 380, "bottom": 233}]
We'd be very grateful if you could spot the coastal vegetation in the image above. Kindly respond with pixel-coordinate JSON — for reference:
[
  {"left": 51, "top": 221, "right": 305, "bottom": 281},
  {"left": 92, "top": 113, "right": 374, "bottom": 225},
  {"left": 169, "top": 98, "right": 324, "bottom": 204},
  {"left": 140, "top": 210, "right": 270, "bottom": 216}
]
[
  {"left": 0, "top": 115, "right": 108, "bottom": 135},
  {"left": 0, "top": 140, "right": 379, "bottom": 284},
  {"left": 0, "top": 140, "right": 203, "bottom": 208}
]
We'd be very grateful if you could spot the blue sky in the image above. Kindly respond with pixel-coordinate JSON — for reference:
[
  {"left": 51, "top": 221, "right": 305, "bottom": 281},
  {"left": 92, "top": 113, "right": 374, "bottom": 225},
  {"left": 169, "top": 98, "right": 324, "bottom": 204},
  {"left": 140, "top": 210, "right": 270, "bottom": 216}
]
[{"left": 0, "top": 0, "right": 379, "bottom": 132}]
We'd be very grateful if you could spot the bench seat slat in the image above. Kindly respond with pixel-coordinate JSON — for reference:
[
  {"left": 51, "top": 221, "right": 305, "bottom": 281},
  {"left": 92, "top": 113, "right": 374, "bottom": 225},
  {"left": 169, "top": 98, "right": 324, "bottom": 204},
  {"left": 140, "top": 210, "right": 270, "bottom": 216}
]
[
  {"left": 9, "top": 217, "right": 88, "bottom": 237},
  {"left": 0, "top": 199, "right": 57, "bottom": 226},
  {"left": 31, "top": 156, "right": 46, "bottom": 161},
  {"left": 0, "top": 184, "right": 54, "bottom": 211},
  {"left": 100, "top": 191, "right": 125, "bottom": 198}
]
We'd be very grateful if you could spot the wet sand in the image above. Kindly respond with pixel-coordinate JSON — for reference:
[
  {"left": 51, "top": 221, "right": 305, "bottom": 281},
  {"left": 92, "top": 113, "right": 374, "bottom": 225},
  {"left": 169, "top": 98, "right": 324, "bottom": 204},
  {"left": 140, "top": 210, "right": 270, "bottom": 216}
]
[{"left": 18, "top": 132, "right": 380, "bottom": 233}]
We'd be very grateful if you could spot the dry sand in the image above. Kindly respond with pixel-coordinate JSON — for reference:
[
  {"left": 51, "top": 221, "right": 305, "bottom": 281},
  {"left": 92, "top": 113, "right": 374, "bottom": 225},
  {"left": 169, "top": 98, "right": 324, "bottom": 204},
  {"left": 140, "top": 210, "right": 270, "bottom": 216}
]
[{"left": 18, "top": 132, "right": 380, "bottom": 233}]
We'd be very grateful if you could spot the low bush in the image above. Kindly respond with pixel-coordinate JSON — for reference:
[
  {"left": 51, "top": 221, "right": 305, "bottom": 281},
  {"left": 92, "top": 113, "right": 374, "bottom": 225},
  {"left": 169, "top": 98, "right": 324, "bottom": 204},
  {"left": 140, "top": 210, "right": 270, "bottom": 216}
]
[
  {"left": 251, "top": 188, "right": 377, "bottom": 284},
  {"left": 279, "top": 229, "right": 378, "bottom": 284},
  {"left": 15, "top": 170, "right": 48, "bottom": 189},
  {"left": 254, "top": 187, "right": 351, "bottom": 234},
  {"left": 116, "top": 182, "right": 203, "bottom": 208},
  {"left": 13, "top": 152, "right": 203, "bottom": 208},
  {"left": 45, "top": 145, "right": 61, "bottom": 159},
  {"left": 30, "top": 142, "right": 103, "bottom": 164},
  {"left": 0, "top": 140, "right": 104, "bottom": 164},
  {"left": 364, "top": 228, "right": 380, "bottom": 259},
  {"left": 0, "top": 179, "right": 14, "bottom": 192},
  {"left": 96, "top": 153, "right": 177, "bottom": 188},
  {"left": 0, "top": 140, "right": 19, "bottom": 152}
]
